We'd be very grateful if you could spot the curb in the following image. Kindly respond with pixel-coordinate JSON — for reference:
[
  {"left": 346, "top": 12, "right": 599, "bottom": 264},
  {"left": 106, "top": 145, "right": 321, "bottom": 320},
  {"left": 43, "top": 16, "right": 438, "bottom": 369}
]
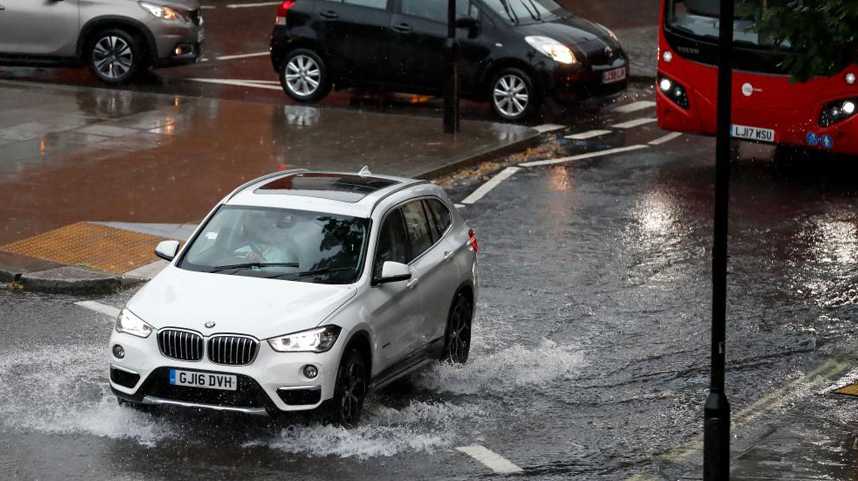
[{"left": 415, "top": 128, "right": 545, "bottom": 180}]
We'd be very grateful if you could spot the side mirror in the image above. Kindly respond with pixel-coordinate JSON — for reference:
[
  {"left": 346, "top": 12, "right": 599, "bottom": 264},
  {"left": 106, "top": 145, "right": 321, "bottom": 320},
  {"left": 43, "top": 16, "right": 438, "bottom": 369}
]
[
  {"left": 375, "top": 261, "right": 412, "bottom": 285},
  {"left": 455, "top": 17, "right": 480, "bottom": 35},
  {"left": 155, "top": 240, "right": 181, "bottom": 262}
]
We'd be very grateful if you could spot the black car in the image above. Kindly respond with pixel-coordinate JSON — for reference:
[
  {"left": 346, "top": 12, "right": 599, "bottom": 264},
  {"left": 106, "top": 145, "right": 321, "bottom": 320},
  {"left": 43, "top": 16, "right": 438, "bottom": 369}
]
[{"left": 270, "top": 0, "right": 628, "bottom": 122}]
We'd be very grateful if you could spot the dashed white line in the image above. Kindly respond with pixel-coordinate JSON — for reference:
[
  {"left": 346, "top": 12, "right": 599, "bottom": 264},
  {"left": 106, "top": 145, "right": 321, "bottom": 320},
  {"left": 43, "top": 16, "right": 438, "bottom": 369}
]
[
  {"left": 520, "top": 144, "right": 649, "bottom": 168},
  {"left": 532, "top": 124, "right": 565, "bottom": 134},
  {"left": 214, "top": 51, "right": 270, "bottom": 61},
  {"left": 565, "top": 129, "right": 612, "bottom": 140},
  {"left": 75, "top": 301, "right": 120, "bottom": 319},
  {"left": 460, "top": 167, "right": 520, "bottom": 205},
  {"left": 612, "top": 100, "right": 656, "bottom": 114},
  {"left": 187, "top": 78, "right": 282, "bottom": 91},
  {"left": 456, "top": 445, "right": 523, "bottom": 474},
  {"left": 200, "top": 5, "right": 217, "bottom": 9},
  {"left": 226, "top": 1, "right": 280, "bottom": 8},
  {"left": 648, "top": 132, "right": 683, "bottom": 146},
  {"left": 612, "top": 117, "right": 657, "bottom": 129}
]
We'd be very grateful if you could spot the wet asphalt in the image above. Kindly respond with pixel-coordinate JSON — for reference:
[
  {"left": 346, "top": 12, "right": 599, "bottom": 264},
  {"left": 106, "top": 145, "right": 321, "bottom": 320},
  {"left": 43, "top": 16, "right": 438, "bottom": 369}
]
[{"left": 4, "top": 124, "right": 858, "bottom": 480}]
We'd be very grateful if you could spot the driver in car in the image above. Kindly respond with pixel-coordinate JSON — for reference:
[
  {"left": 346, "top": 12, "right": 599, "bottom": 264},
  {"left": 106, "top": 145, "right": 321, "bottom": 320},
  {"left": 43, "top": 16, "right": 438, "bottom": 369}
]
[{"left": 232, "top": 211, "right": 301, "bottom": 266}]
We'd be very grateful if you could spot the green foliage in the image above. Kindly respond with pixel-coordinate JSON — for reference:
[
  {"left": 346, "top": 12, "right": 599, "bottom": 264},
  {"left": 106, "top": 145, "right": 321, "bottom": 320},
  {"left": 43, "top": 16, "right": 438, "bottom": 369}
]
[{"left": 743, "top": 0, "right": 858, "bottom": 81}]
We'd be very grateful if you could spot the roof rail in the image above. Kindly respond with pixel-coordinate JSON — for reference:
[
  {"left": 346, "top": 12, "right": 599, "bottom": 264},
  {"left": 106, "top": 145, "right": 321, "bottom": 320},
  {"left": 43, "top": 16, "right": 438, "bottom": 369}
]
[
  {"left": 369, "top": 179, "right": 429, "bottom": 213},
  {"left": 225, "top": 169, "right": 308, "bottom": 201}
]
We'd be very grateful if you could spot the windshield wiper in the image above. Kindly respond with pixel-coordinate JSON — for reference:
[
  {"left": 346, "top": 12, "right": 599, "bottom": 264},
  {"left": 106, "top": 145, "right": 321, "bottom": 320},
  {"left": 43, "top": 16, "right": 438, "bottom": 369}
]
[
  {"left": 296, "top": 266, "right": 354, "bottom": 277},
  {"left": 209, "top": 262, "right": 299, "bottom": 273},
  {"left": 498, "top": 0, "right": 519, "bottom": 24}
]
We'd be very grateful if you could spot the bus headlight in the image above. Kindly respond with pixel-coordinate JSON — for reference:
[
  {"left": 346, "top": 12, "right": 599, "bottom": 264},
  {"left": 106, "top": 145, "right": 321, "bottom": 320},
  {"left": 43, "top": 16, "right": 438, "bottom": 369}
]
[
  {"left": 820, "top": 99, "right": 858, "bottom": 127},
  {"left": 658, "top": 75, "right": 689, "bottom": 109}
]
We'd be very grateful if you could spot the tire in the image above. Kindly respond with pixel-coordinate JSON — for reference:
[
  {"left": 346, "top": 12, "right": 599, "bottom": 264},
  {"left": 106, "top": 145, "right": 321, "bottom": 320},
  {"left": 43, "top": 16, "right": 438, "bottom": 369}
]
[
  {"left": 441, "top": 291, "right": 473, "bottom": 364},
  {"left": 87, "top": 29, "right": 144, "bottom": 85},
  {"left": 279, "top": 49, "right": 331, "bottom": 103},
  {"left": 323, "top": 346, "right": 368, "bottom": 428},
  {"left": 489, "top": 68, "right": 539, "bottom": 122}
]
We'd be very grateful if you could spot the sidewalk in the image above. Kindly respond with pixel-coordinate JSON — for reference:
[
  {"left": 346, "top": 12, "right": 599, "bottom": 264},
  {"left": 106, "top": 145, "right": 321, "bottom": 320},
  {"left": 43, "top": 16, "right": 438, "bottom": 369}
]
[{"left": 0, "top": 80, "right": 540, "bottom": 292}]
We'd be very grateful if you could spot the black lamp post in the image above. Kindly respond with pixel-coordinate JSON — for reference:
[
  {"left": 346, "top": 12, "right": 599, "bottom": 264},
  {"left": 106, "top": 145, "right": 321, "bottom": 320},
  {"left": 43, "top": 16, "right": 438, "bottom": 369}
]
[
  {"left": 443, "top": 0, "right": 460, "bottom": 134},
  {"left": 704, "top": 0, "right": 734, "bottom": 479}
]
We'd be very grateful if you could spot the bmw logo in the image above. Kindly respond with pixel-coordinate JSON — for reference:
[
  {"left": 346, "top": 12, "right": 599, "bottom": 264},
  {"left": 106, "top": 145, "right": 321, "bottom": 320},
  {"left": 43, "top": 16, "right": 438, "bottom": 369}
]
[
  {"left": 604, "top": 47, "right": 614, "bottom": 57},
  {"left": 204, "top": 321, "right": 216, "bottom": 329}
]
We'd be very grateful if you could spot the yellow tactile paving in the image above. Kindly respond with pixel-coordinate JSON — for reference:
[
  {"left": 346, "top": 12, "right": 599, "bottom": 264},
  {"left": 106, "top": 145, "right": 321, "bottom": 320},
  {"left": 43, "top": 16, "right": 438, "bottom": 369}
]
[
  {"left": 0, "top": 222, "right": 164, "bottom": 274},
  {"left": 834, "top": 384, "right": 858, "bottom": 397}
]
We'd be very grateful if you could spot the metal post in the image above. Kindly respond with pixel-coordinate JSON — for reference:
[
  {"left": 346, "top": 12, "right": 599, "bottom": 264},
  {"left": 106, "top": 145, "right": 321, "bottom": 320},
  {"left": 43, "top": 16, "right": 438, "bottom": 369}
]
[
  {"left": 443, "top": 0, "right": 460, "bottom": 133},
  {"left": 704, "top": 0, "right": 734, "bottom": 480}
]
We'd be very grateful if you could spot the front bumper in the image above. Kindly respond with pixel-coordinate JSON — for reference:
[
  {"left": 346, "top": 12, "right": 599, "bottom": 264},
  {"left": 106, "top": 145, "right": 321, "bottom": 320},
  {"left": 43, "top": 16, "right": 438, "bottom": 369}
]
[
  {"left": 108, "top": 329, "right": 342, "bottom": 415},
  {"left": 150, "top": 15, "right": 205, "bottom": 68},
  {"left": 537, "top": 56, "right": 629, "bottom": 102}
]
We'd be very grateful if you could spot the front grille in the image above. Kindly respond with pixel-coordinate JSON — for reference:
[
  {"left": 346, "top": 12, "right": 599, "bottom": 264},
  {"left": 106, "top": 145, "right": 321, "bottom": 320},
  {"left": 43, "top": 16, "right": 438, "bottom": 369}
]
[
  {"left": 207, "top": 336, "right": 259, "bottom": 365},
  {"left": 157, "top": 329, "right": 204, "bottom": 361}
]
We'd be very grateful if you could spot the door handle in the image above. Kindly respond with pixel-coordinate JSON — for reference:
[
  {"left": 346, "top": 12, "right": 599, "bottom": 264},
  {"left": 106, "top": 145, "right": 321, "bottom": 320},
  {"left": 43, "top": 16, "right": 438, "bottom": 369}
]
[
  {"left": 406, "top": 277, "right": 419, "bottom": 289},
  {"left": 443, "top": 250, "right": 455, "bottom": 262},
  {"left": 392, "top": 23, "right": 412, "bottom": 34},
  {"left": 319, "top": 10, "right": 338, "bottom": 19}
]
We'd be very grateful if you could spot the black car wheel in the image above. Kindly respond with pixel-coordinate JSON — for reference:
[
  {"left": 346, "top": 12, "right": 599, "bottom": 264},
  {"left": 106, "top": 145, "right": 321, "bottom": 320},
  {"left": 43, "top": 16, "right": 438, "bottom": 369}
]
[
  {"left": 88, "top": 29, "right": 143, "bottom": 85},
  {"left": 442, "top": 291, "right": 473, "bottom": 364},
  {"left": 490, "top": 68, "right": 538, "bottom": 122},
  {"left": 326, "top": 346, "right": 368, "bottom": 427},
  {"left": 280, "top": 49, "right": 331, "bottom": 102}
]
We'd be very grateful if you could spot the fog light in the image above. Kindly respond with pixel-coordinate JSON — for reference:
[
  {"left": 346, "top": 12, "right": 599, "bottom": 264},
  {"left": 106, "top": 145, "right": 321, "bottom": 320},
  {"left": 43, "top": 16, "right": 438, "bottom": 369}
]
[
  {"left": 847, "top": 73, "right": 856, "bottom": 85},
  {"left": 302, "top": 365, "right": 318, "bottom": 379},
  {"left": 173, "top": 44, "right": 193, "bottom": 56},
  {"left": 112, "top": 344, "right": 125, "bottom": 359},
  {"left": 659, "top": 78, "right": 672, "bottom": 92},
  {"left": 820, "top": 98, "right": 858, "bottom": 126},
  {"left": 843, "top": 101, "right": 855, "bottom": 115},
  {"left": 658, "top": 75, "right": 689, "bottom": 109}
]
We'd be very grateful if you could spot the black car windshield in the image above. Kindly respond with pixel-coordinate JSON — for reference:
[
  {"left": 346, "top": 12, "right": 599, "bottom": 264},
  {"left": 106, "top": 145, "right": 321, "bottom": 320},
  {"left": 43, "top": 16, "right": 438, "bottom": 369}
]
[
  {"left": 666, "top": 0, "right": 790, "bottom": 49},
  {"left": 481, "top": 0, "right": 563, "bottom": 25},
  {"left": 179, "top": 205, "right": 369, "bottom": 285}
]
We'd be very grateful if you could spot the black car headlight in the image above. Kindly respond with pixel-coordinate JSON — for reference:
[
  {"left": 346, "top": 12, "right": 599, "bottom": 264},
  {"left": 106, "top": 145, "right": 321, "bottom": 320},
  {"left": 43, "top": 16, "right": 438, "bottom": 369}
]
[
  {"left": 819, "top": 98, "right": 858, "bottom": 127},
  {"left": 267, "top": 326, "right": 342, "bottom": 353},
  {"left": 658, "top": 75, "right": 690, "bottom": 110}
]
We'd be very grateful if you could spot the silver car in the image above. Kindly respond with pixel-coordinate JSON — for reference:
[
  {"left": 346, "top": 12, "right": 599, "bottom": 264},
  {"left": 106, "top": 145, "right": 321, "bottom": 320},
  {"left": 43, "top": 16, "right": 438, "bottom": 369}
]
[{"left": 0, "top": 0, "right": 204, "bottom": 84}]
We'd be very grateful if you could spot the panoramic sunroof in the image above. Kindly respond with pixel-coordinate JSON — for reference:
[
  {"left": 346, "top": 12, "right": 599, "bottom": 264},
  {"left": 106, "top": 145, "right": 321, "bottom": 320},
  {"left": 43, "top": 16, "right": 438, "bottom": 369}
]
[{"left": 256, "top": 173, "right": 399, "bottom": 203}]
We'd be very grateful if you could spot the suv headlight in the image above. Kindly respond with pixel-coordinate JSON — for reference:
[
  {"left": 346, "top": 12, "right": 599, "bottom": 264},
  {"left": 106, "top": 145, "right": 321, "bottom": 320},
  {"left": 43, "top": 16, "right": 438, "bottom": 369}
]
[
  {"left": 139, "top": 2, "right": 190, "bottom": 22},
  {"left": 525, "top": 36, "right": 577, "bottom": 65},
  {"left": 268, "top": 326, "right": 342, "bottom": 353},
  {"left": 115, "top": 309, "right": 154, "bottom": 338}
]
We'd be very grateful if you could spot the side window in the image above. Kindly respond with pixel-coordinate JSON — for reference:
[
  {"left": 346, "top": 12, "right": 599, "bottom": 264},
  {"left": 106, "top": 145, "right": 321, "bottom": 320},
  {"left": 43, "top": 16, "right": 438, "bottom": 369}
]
[
  {"left": 425, "top": 199, "right": 452, "bottom": 240},
  {"left": 374, "top": 209, "right": 409, "bottom": 278},
  {"left": 400, "top": 0, "right": 475, "bottom": 22},
  {"left": 401, "top": 201, "right": 434, "bottom": 261},
  {"left": 343, "top": 0, "right": 388, "bottom": 10}
]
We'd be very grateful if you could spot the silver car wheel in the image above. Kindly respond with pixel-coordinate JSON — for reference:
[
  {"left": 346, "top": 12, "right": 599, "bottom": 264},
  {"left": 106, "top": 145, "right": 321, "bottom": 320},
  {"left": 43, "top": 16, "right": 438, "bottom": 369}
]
[
  {"left": 92, "top": 36, "right": 134, "bottom": 80},
  {"left": 493, "top": 74, "right": 530, "bottom": 119},
  {"left": 285, "top": 54, "right": 322, "bottom": 97}
]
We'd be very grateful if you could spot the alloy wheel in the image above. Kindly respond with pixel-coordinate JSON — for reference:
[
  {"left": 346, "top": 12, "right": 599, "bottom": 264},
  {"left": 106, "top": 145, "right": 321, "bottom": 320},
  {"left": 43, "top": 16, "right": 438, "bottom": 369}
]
[
  {"left": 92, "top": 36, "right": 134, "bottom": 81},
  {"left": 493, "top": 74, "right": 530, "bottom": 119},
  {"left": 337, "top": 355, "right": 366, "bottom": 426},
  {"left": 446, "top": 297, "right": 472, "bottom": 364},
  {"left": 285, "top": 54, "right": 322, "bottom": 97}
]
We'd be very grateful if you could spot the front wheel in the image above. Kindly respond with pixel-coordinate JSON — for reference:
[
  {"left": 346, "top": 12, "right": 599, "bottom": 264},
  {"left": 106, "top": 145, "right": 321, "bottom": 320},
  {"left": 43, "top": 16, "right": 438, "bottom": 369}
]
[
  {"left": 279, "top": 49, "right": 331, "bottom": 102},
  {"left": 490, "top": 68, "right": 539, "bottom": 122},
  {"left": 442, "top": 291, "right": 473, "bottom": 364},
  {"left": 324, "top": 347, "right": 368, "bottom": 427},
  {"left": 88, "top": 29, "right": 143, "bottom": 85}
]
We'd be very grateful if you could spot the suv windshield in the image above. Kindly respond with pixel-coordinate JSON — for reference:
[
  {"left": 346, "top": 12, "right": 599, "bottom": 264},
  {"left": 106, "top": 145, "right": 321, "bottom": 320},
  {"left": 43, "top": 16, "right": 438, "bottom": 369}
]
[
  {"left": 179, "top": 206, "right": 369, "bottom": 285},
  {"left": 481, "top": 0, "right": 562, "bottom": 25},
  {"left": 666, "top": 0, "right": 789, "bottom": 48}
]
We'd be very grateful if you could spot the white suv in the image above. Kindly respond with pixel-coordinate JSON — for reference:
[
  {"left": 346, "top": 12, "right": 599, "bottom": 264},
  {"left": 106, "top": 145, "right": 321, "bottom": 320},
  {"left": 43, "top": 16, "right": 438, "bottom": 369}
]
[{"left": 108, "top": 169, "right": 479, "bottom": 426}]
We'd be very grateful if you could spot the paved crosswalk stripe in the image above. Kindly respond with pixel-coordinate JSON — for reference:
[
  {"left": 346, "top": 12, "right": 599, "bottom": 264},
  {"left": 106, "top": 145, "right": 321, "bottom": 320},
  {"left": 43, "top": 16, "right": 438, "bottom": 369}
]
[
  {"left": 456, "top": 445, "right": 523, "bottom": 474},
  {"left": 187, "top": 78, "right": 282, "bottom": 91},
  {"left": 613, "top": 100, "right": 656, "bottom": 114},
  {"left": 460, "top": 167, "right": 520, "bottom": 205},
  {"left": 565, "top": 129, "right": 612, "bottom": 140},
  {"left": 214, "top": 52, "right": 270, "bottom": 61},
  {"left": 612, "top": 117, "right": 658, "bottom": 129},
  {"left": 520, "top": 144, "right": 648, "bottom": 167},
  {"left": 533, "top": 124, "right": 565, "bottom": 134},
  {"left": 648, "top": 132, "right": 683, "bottom": 146}
]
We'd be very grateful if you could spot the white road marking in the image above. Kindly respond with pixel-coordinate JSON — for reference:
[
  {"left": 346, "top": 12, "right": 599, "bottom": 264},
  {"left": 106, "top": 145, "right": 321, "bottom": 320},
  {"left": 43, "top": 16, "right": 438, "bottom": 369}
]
[
  {"left": 648, "top": 132, "right": 683, "bottom": 146},
  {"left": 214, "top": 51, "right": 270, "bottom": 61},
  {"left": 187, "top": 78, "right": 282, "bottom": 91},
  {"left": 565, "top": 129, "right": 612, "bottom": 140},
  {"left": 455, "top": 203, "right": 466, "bottom": 209},
  {"left": 200, "top": 5, "right": 216, "bottom": 9},
  {"left": 612, "top": 100, "right": 656, "bottom": 114},
  {"left": 612, "top": 117, "right": 658, "bottom": 129},
  {"left": 226, "top": 1, "right": 280, "bottom": 8},
  {"left": 456, "top": 445, "right": 523, "bottom": 474},
  {"left": 533, "top": 124, "right": 565, "bottom": 134},
  {"left": 460, "top": 167, "right": 520, "bottom": 205},
  {"left": 520, "top": 144, "right": 649, "bottom": 168},
  {"left": 75, "top": 300, "right": 120, "bottom": 319}
]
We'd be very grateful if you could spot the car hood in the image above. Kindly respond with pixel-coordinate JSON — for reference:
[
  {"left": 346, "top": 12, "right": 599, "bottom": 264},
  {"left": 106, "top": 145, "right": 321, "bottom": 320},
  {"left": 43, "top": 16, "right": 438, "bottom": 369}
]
[
  {"left": 127, "top": 266, "right": 357, "bottom": 340},
  {"left": 516, "top": 15, "right": 622, "bottom": 51},
  {"left": 159, "top": 0, "right": 201, "bottom": 12}
]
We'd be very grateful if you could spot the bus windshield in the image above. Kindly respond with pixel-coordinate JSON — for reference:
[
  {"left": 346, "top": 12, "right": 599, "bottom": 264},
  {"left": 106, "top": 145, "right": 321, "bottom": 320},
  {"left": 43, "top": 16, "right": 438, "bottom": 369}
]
[{"left": 666, "top": 0, "right": 789, "bottom": 49}]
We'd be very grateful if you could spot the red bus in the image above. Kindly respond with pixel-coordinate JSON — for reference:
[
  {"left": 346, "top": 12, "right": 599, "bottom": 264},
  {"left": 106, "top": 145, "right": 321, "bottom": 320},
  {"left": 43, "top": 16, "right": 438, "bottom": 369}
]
[{"left": 657, "top": 0, "right": 858, "bottom": 155}]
